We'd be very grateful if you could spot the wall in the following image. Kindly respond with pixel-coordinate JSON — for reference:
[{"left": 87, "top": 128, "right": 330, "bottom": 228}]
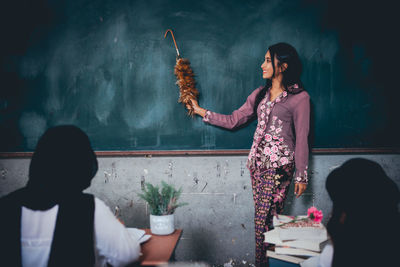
[{"left": 1, "top": 154, "right": 399, "bottom": 265}]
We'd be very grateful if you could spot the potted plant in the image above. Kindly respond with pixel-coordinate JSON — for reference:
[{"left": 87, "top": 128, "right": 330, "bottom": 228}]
[{"left": 138, "top": 181, "right": 187, "bottom": 235}]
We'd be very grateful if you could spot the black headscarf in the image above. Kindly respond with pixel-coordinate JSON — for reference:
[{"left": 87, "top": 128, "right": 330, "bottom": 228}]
[
  {"left": 325, "top": 158, "right": 400, "bottom": 267},
  {"left": 25, "top": 125, "right": 98, "bottom": 210}
]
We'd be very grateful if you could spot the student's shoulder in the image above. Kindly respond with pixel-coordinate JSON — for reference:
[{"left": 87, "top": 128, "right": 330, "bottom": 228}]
[
  {"left": 0, "top": 188, "right": 24, "bottom": 207},
  {"left": 94, "top": 197, "right": 111, "bottom": 211}
]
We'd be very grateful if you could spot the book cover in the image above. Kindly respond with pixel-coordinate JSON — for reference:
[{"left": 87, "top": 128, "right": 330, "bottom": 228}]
[
  {"left": 266, "top": 250, "right": 309, "bottom": 264},
  {"left": 274, "top": 246, "right": 321, "bottom": 257},
  {"left": 264, "top": 229, "right": 327, "bottom": 252},
  {"left": 273, "top": 214, "right": 327, "bottom": 241}
]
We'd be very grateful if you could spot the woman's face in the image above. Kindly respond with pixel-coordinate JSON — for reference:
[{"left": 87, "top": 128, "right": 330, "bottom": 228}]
[{"left": 261, "top": 50, "right": 274, "bottom": 79}]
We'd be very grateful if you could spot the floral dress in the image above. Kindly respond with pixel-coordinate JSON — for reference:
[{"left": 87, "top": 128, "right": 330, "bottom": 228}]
[{"left": 203, "top": 84, "right": 310, "bottom": 266}]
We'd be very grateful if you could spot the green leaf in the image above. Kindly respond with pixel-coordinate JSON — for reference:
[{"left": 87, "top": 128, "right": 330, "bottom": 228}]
[{"left": 137, "top": 180, "right": 188, "bottom": 215}]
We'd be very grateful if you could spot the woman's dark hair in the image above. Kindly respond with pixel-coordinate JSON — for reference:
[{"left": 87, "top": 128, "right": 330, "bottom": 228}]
[
  {"left": 254, "top": 42, "right": 303, "bottom": 111},
  {"left": 325, "top": 158, "right": 400, "bottom": 267},
  {"left": 26, "top": 125, "right": 98, "bottom": 208}
]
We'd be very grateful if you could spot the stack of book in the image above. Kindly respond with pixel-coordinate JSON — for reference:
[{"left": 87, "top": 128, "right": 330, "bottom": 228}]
[{"left": 264, "top": 214, "right": 328, "bottom": 257}]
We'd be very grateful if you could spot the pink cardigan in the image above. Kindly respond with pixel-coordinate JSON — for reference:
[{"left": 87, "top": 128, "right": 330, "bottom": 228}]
[{"left": 203, "top": 85, "right": 310, "bottom": 184}]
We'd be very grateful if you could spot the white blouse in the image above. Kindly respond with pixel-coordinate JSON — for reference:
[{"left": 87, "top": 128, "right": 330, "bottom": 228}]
[{"left": 21, "top": 197, "right": 141, "bottom": 267}]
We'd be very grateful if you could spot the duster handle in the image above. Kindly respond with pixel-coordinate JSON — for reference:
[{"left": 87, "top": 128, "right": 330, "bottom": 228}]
[{"left": 164, "top": 29, "right": 180, "bottom": 57}]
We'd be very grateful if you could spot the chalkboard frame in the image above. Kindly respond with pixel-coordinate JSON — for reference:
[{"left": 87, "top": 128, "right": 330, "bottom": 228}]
[{"left": 1, "top": 148, "right": 399, "bottom": 159}]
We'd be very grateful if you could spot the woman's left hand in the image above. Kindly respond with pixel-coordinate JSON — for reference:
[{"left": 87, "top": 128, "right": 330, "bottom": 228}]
[{"left": 294, "top": 183, "right": 307, "bottom": 198}]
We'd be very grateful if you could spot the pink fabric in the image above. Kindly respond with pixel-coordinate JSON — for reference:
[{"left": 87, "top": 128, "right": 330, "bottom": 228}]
[{"left": 203, "top": 86, "right": 310, "bottom": 183}]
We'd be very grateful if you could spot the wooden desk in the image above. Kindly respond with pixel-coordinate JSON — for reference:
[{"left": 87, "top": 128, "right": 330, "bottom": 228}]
[{"left": 139, "top": 229, "right": 183, "bottom": 266}]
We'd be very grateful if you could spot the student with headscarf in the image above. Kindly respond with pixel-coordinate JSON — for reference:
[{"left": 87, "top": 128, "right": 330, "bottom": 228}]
[
  {"left": 0, "top": 125, "right": 141, "bottom": 267},
  {"left": 316, "top": 158, "right": 400, "bottom": 267}
]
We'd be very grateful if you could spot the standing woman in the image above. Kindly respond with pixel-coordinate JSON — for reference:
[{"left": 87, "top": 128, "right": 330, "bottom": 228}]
[{"left": 190, "top": 43, "right": 310, "bottom": 266}]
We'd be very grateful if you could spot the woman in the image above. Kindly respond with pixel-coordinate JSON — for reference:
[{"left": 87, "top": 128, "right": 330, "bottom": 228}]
[
  {"left": 0, "top": 125, "right": 141, "bottom": 267},
  {"left": 190, "top": 42, "right": 310, "bottom": 266}
]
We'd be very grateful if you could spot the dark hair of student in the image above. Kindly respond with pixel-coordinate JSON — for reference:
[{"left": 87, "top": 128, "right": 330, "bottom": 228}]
[
  {"left": 254, "top": 42, "right": 303, "bottom": 112},
  {"left": 325, "top": 158, "right": 400, "bottom": 267},
  {"left": 26, "top": 125, "right": 98, "bottom": 209}
]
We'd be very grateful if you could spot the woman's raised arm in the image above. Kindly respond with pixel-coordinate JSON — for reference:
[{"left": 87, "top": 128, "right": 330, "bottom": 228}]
[{"left": 189, "top": 86, "right": 264, "bottom": 130}]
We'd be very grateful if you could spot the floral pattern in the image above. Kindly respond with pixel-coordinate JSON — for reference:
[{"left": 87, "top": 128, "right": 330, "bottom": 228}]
[
  {"left": 203, "top": 110, "right": 211, "bottom": 122},
  {"left": 252, "top": 163, "right": 294, "bottom": 266},
  {"left": 295, "top": 168, "right": 308, "bottom": 184},
  {"left": 247, "top": 90, "right": 295, "bottom": 173}
]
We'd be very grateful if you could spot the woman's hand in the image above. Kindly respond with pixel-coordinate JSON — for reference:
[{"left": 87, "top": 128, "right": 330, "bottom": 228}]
[
  {"left": 294, "top": 183, "right": 307, "bottom": 198},
  {"left": 186, "top": 99, "right": 207, "bottom": 117}
]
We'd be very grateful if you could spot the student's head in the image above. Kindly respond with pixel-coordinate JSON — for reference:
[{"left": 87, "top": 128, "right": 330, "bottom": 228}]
[
  {"left": 27, "top": 125, "right": 98, "bottom": 200},
  {"left": 261, "top": 42, "right": 302, "bottom": 89},
  {"left": 325, "top": 158, "right": 400, "bottom": 266}
]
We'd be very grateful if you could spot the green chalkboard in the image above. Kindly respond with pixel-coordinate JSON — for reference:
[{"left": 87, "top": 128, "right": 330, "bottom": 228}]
[{"left": 1, "top": 0, "right": 398, "bottom": 152}]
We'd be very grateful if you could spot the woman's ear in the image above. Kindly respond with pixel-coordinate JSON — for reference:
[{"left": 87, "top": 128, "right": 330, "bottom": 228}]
[{"left": 280, "top": 62, "right": 288, "bottom": 73}]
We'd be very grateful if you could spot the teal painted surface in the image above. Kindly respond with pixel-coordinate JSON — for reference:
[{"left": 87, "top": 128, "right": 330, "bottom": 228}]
[
  {"left": 1, "top": 0, "right": 398, "bottom": 151},
  {"left": 269, "top": 258, "right": 300, "bottom": 267}
]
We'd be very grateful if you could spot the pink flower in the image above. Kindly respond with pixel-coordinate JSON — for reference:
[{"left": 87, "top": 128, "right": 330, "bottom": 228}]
[
  {"left": 294, "top": 84, "right": 299, "bottom": 89},
  {"left": 276, "top": 98, "right": 281, "bottom": 103},
  {"left": 273, "top": 135, "right": 278, "bottom": 140},
  {"left": 272, "top": 145, "right": 279, "bottom": 153},
  {"left": 260, "top": 121, "right": 265, "bottom": 126},
  {"left": 270, "top": 125, "right": 275, "bottom": 131},
  {"left": 265, "top": 134, "right": 272, "bottom": 142},
  {"left": 270, "top": 153, "right": 278, "bottom": 162},
  {"left": 279, "top": 146, "right": 283, "bottom": 150},
  {"left": 275, "top": 128, "right": 282, "bottom": 134},
  {"left": 263, "top": 147, "right": 271, "bottom": 155},
  {"left": 279, "top": 138, "right": 284, "bottom": 142},
  {"left": 280, "top": 157, "right": 289, "bottom": 165},
  {"left": 273, "top": 188, "right": 286, "bottom": 203},
  {"left": 283, "top": 91, "right": 288, "bottom": 97},
  {"left": 284, "top": 151, "right": 289, "bottom": 156},
  {"left": 272, "top": 116, "right": 278, "bottom": 121},
  {"left": 266, "top": 109, "right": 270, "bottom": 115},
  {"left": 278, "top": 119, "right": 283, "bottom": 125},
  {"left": 261, "top": 113, "right": 265, "bottom": 118},
  {"left": 307, "top": 207, "right": 323, "bottom": 223},
  {"left": 273, "top": 163, "right": 278, "bottom": 168}
]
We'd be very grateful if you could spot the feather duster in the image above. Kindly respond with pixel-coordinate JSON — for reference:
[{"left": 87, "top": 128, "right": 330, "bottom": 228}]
[{"left": 165, "top": 29, "right": 199, "bottom": 116}]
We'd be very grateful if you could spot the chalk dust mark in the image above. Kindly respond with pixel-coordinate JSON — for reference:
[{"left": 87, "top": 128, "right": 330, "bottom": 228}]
[
  {"left": 111, "top": 162, "right": 117, "bottom": 179},
  {"left": 216, "top": 162, "right": 221, "bottom": 178},
  {"left": 114, "top": 206, "right": 121, "bottom": 217},
  {"left": 201, "top": 182, "right": 208, "bottom": 192},
  {"left": 141, "top": 175, "right": 145, "bottom": 190},
  {"left": 1, "top": 168, "right": 7, "bottom": 180},
  {"left": 329, "top": 165, "right": 341, "bottom": 170},
  {"left": 167, "top": 161, "right": 173, "bottom": 178},
  {"left": 104, "top": 171, "right": 111, "bottom": 183}
]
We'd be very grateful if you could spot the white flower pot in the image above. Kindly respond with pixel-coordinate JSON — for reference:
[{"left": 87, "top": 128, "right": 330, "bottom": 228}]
[{"left": 150, "top": 214, "right": 175, "bottom": 235}]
